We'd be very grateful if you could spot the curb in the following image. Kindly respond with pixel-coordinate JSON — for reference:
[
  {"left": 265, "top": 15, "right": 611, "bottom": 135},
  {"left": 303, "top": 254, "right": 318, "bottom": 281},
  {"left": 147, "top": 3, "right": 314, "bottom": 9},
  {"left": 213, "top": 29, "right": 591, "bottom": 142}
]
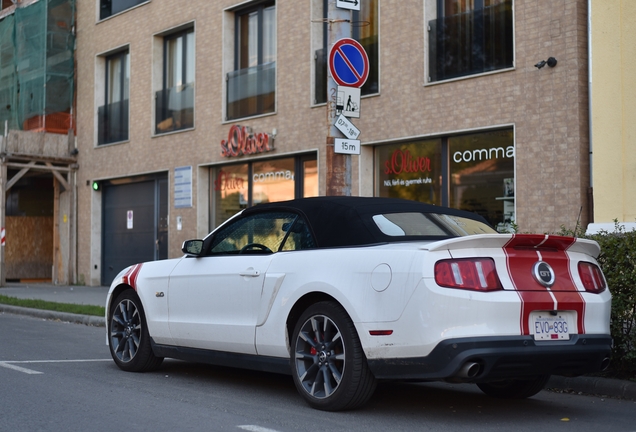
[
  {"left": 0, "top": 304, "right": 105, "bottom": 327},
  {"left": 547, "top": 375, "right": 636, "bottom": 401}
]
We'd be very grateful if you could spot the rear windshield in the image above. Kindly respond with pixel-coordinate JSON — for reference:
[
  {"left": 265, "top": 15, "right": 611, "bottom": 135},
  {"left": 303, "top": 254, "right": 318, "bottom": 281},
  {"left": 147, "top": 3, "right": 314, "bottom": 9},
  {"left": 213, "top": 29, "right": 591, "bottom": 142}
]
[{"left": 372, "top": 212, "right": 496, "bottom": 237}]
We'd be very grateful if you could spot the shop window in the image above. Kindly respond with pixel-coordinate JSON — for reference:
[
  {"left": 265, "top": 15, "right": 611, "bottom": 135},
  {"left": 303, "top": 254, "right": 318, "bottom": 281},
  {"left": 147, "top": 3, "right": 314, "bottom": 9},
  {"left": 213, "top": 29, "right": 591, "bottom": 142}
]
[
  {"left": 375, "top": 129, "right": 514, "bottom": 231},
  {"left": 212, "top": 154, "right": 317, "bottom": 228},
  {"left": 314, "top": 0, "right": 379, "bottom": 104},
  {"left": 375, "top": 139, "right": 443, "bottom": 205},
  {"left": 428, "top": 0, "right": 513, "bottom": 83},
  {"left": 227, "top": 2, "right": 276, "bottom": 120},
  {"left": 100, "top": 0, "right": 148, "bottom": 20},
  {"left": 98, "top": 50, "right": 129, "bottom": 145},
  {"left": 156, "top": 28, "right": 195, "bottom": 134},
  {"left": 448, "top": 130, "right": 514, "bottom": 231}
]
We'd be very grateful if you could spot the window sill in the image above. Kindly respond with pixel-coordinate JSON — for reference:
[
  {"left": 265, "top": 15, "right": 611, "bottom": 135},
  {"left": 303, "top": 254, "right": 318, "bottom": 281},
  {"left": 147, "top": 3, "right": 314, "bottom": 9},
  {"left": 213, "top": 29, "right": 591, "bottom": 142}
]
[
  {"left": 425, "top": 66, "right": 515, "bottom": 87},
  {"left": 95, "top": 139, "right": 129, "bottom": 149},
  {"left": 152, "top": 126, "right": 195, "bottom": 138}
]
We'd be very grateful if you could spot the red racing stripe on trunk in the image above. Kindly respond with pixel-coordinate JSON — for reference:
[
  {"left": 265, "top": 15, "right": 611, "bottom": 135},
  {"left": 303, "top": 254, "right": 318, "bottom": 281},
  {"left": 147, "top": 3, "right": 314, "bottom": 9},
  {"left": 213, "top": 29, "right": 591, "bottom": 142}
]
[{"left": 504, "top": 235, "right": 585, "bottom": 335}]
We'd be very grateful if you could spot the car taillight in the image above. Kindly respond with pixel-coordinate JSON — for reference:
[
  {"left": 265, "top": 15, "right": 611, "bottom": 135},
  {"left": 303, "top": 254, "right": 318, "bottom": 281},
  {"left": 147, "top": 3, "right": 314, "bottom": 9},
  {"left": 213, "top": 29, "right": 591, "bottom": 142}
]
[
  {"left": 578, "top": 262, "right": 607, "bottom": 293},
  {"left": 434, "top": 258, "right": 502, "bottom": 292}
]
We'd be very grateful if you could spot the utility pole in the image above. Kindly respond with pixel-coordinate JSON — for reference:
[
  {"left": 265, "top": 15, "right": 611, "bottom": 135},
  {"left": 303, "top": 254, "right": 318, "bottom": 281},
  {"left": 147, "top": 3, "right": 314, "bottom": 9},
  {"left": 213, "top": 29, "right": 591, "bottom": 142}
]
[{"left": 326, "top": 2, "right": 351, "bottom": 196}]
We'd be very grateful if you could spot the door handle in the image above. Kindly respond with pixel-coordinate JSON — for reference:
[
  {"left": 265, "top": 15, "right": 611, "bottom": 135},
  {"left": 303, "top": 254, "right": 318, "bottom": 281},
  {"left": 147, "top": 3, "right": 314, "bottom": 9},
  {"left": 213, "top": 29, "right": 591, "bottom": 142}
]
[{"left": 239, "top": 268, "right": 260, "bottom": 277}]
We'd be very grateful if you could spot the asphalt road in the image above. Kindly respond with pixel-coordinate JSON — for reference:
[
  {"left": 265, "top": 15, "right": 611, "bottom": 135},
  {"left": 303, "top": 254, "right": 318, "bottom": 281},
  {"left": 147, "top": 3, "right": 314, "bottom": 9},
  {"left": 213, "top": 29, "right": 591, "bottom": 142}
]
[{"left": 1, "top": 312, "right": 635, "bottom": 432}]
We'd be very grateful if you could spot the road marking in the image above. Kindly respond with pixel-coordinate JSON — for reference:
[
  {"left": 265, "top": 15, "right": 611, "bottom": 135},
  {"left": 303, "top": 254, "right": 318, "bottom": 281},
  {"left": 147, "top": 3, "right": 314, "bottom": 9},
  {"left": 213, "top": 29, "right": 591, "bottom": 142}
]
[
  {"left": 0, "top": 362, "right": 43, "bottom": 374},
  {"left": 0, "top": 359, "right": 111, "bottom": 375},
  {"left": 238, "top": 426, "right": 282, "bottom": 432},
  {"left": 5, "top": 359, "right": 112, "bottom": 364}
]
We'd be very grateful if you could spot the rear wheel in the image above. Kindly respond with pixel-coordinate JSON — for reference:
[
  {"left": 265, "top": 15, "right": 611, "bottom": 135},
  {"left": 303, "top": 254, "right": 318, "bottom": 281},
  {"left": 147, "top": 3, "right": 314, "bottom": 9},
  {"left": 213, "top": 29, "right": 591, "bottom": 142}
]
[
  {"left": 290, "top": 301, "right": 377, "bottom": 411},
  {"left": 108, "top": 290, "right": 163, "bottom": 372},
  {"left": 477, "top": 375, "right": 550, "bottom": 399}
]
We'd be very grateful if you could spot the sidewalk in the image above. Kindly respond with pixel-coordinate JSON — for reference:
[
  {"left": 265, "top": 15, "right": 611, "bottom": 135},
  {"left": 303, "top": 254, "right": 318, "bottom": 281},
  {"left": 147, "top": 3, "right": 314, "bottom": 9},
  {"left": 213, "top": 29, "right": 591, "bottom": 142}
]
[
  {"left": 1, "top": 282, "right": 635, "bottom": 400},
  {"left": 0, "top": 282, "right": 108, "bottom": 327}
]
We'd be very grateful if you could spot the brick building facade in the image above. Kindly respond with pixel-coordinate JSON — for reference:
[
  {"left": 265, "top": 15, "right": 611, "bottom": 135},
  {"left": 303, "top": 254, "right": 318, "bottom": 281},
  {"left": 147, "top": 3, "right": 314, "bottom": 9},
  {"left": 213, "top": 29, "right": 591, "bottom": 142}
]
[{"left": 74, "top": 0, "right": 593, "bottom": 285}]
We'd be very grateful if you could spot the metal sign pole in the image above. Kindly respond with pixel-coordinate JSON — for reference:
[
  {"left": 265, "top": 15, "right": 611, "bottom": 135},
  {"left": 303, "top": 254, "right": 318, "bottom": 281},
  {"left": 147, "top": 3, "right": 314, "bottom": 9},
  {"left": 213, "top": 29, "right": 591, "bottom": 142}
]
[{"left": 326, "top": 2, "right": 351, "bottom": 196}]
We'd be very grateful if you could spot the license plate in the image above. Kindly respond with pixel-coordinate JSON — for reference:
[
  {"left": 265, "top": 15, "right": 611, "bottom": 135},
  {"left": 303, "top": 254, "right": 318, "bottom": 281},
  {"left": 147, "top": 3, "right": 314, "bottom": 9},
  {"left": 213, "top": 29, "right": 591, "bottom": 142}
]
[{"left": 532, "top": 313, "right": 571, "bottom": 340}]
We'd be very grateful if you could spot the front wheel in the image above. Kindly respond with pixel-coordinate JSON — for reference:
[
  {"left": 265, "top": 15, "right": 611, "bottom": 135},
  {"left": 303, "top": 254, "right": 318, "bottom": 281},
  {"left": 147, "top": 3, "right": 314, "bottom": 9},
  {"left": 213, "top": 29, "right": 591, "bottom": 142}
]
[
  {"left": 290, "top": 301, "right": 377, "bottom": 411},
  {"left": 477, "top": 375, "right": 550, "bottom": 399},
  {"left": 108, "top": 290, "right": 163, "bottom": 372}
]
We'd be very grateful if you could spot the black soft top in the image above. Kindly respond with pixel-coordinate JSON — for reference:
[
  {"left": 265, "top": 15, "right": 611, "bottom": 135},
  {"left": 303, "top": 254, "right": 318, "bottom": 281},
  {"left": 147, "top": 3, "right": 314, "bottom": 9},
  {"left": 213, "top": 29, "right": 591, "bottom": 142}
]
[{"left": 243, "top": 196, "right": 493, "bottom": 248}]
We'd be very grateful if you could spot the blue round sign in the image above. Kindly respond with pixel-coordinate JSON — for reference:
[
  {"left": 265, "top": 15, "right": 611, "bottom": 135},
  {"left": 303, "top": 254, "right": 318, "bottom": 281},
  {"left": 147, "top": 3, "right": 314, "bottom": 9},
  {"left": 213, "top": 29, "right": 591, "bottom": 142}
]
[{"left": 328, "top": 38, "right": 369, "bottom": 88}]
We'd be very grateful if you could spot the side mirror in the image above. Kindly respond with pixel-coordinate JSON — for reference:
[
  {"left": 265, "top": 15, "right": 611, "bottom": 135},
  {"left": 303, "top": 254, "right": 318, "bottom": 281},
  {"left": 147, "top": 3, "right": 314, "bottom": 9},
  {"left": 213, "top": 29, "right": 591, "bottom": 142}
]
[{"left": 182, "top": 239, "right": 204, "bottom": 256}]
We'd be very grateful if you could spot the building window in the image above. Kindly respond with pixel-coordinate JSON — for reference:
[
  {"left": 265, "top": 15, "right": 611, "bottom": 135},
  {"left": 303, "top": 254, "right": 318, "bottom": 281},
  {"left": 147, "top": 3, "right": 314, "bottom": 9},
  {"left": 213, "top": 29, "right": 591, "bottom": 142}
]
[
  {"left": 314, "top": 0, "right": 378, "bottom": 104},
  {"left": 226, "top": 2, "right": 276, "bottom": 120},
  {"left": 428, "top": 0, "right": 513, "bottom": 83},
  {"left": 98, "top": 50, "right": 129, "bottom": 145},
  {"left": 211, "top": 154, "right": 317, "bottom": 227},
  {"left": 375, "top": 129, "right": 514, "bottom": 231},
  {"left": 100, "top": 0, "right": 148, "bottom": 20},
  {"left": 155, "top": 28, "right": 195, "bottom": 134}
]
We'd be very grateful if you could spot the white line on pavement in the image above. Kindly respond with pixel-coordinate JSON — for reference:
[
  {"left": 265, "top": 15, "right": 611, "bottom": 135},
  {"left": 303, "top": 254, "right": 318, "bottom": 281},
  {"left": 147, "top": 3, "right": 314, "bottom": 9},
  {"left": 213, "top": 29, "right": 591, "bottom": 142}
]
[
  {"left": 238, "top": 426, "right": 282, "bottom": 432},
  {"left": 5, "top": 359, "right": 112, "bottom": 364},
  {"left": 0, "top": 359, "right": 111, "bottom": 374},
  {"left": 0, "top": 362, "right": 43, "bottom": 374}
]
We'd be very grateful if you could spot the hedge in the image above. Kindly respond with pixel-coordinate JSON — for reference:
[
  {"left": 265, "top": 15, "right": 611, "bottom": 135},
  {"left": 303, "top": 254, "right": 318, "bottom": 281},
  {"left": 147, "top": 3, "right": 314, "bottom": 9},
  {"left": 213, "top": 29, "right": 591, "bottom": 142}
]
[{"left": 559, "top": 222, "right": 636, "bottom": 379}]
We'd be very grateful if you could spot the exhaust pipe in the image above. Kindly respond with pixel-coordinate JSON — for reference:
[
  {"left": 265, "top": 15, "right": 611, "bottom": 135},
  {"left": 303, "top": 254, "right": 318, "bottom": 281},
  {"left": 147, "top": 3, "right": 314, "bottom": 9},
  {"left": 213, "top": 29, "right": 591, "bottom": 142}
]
[{"left": 456, "top": 361, "right": 481, "bottom": 378}]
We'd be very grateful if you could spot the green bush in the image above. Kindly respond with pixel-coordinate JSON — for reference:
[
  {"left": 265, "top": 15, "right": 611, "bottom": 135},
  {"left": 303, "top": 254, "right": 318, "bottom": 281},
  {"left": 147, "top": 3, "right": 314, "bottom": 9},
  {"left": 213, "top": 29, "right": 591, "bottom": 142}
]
[{"left": 560, "top": 222, "right": 636, "bottom": 379}]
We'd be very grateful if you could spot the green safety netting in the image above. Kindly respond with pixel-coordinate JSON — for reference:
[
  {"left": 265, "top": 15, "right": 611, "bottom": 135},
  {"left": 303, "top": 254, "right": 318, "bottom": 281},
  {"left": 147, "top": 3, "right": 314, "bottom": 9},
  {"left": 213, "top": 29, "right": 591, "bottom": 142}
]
[{"left": 0, "top": 0, "right": 74, "bottom": 134}]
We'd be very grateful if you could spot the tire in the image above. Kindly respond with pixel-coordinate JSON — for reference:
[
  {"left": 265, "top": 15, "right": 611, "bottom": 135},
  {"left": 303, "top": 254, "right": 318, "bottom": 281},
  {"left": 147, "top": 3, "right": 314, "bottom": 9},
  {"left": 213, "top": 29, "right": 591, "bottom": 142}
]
[
  {"left": 477, "top": 375, "right": 550, "bottom": 399},
  {"left": 108, "top": 290, "right": 163, "bottom": 372},
  {"left": 290, "top": 301, "right": 377, "bottom": 411}
]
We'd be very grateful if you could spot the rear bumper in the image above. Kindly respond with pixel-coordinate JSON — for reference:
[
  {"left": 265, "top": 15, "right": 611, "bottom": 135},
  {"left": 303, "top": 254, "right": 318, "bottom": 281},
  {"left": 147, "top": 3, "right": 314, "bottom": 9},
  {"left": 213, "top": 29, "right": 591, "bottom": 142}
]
[{"left": 367, "top": 334, "right": 612, "bottom": 382}]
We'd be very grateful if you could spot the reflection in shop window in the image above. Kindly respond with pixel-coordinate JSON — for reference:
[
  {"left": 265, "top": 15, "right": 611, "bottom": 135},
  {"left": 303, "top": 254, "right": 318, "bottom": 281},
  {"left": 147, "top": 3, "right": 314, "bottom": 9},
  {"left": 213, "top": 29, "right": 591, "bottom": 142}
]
[
  {"left": 212, "top": 155, "right": 318, "bottom": 229},
  {"left": 253, "top": 158, "right": 295, "bottom": 204},
  {"left": 213, "top": 164, "right": 248, "bottom": 225},
  {"left": 303, "top": 159, "right": 319, "bottom": 197},
  {"left": 449, "top": 130, "right": 514, "bottom": 231},
  {"left": 375, "top": 139, "right": 443, "bottom": 205}
]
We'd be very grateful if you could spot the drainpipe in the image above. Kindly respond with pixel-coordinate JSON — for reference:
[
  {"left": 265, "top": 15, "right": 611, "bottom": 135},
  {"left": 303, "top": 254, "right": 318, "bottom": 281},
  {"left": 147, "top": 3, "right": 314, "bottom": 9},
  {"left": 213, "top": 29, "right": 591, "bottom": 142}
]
[{"left": 587, "top": 0, "right": 594, "bottom": 226}]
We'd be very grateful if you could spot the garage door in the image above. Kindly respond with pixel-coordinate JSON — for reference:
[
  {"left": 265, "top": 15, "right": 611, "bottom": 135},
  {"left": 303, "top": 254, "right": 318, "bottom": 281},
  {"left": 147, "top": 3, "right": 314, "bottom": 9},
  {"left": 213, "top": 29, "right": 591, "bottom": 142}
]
[{"left": 102, "top": 178, "right": 167, "bottom": 285}]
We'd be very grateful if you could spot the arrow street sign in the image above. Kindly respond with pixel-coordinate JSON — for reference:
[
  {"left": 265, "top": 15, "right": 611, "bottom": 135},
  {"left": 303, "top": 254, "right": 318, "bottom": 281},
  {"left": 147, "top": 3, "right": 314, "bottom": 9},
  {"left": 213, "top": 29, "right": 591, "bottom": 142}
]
[
  {"left": 334, "top": 114, "right": 360, "bottom": 140},
  {"left": 334, "top": 138, "right": 361, "bottom": 155},
  {"left": 336, "top": 0, "right": 360, "bottom": 11}
]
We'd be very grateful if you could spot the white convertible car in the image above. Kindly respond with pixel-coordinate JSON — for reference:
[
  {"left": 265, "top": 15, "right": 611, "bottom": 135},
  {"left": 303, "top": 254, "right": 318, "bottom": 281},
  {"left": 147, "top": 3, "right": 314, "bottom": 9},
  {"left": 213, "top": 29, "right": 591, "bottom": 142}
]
[{"left": 106, "top": 196, "right": 612, "bottom": 411}]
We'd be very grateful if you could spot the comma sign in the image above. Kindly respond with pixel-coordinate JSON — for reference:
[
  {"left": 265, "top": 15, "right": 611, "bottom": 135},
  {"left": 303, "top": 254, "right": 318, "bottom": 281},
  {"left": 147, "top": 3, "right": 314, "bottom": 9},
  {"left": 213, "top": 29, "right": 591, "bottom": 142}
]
[{"left": 221, "top": 125, "right": 275, "bottom": 158}]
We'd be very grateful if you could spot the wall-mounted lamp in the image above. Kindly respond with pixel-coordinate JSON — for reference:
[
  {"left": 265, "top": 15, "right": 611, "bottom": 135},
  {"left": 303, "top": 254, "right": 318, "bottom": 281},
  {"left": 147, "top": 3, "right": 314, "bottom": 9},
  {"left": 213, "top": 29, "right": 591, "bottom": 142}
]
[{"left": 534, "top": 57, "right": 557, "bottom": 69}]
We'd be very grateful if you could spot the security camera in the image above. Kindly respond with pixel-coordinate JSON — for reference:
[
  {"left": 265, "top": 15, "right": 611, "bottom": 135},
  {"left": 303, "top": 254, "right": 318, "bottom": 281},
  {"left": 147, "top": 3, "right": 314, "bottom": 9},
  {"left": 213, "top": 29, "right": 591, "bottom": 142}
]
[{"left": 534, "top": 60, "right": 547, "bottom": 69}]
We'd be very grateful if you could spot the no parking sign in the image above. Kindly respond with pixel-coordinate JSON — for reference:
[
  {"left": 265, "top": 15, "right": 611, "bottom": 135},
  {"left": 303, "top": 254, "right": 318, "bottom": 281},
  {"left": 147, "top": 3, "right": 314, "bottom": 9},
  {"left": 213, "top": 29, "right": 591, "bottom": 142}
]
[{"left": 328, "top": 38, "right": 369, "bottom": 88}]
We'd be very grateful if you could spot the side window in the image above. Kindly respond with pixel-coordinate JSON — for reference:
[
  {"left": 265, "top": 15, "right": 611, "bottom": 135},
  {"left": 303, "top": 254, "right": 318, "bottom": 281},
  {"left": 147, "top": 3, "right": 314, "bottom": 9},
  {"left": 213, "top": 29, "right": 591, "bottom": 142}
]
[
  {"left": 280, "top": 217, "right": 316, "bottom": 251},
  {"left": 208, "top": 212, "right": 315, "bottom": 255}
]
